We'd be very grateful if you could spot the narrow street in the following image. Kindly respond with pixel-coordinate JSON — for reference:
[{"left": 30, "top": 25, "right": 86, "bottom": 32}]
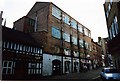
[{"left": 41, "top": 67, "right": 103, "bottom": 80}]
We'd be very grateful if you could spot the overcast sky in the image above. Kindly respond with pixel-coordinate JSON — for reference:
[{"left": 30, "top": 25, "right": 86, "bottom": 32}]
[{"left": 0, "top": 0, "right": 108, "bottom": 42}]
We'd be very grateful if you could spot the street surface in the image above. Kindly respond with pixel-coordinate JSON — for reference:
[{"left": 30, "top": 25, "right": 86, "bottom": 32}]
[
  {"left": 2, "top": 67, "right": 103, "bottom": 81},
  {"left": 42, "top": 67, "right": 103, "bottom": 81}
]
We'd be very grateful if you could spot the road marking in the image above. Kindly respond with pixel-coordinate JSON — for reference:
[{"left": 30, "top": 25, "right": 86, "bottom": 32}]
[{"left": 92, "top": 75, "right": 100, "bottom": 79}]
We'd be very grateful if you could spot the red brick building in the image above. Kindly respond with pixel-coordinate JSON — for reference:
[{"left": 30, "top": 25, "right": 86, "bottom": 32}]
[
  {"left": 104, "top": 1, "right": 120, "bottom": 69},
  {"left": 14, "top": 2, "right": 92, "bottom": 76},
  {"left": 91, "top": 39, "right": 102, "bottom": 68}
]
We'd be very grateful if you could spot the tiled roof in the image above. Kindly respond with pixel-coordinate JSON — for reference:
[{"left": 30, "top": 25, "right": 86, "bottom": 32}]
[{"left": 2, "top": 26, "right": 41, "bottom": 47}]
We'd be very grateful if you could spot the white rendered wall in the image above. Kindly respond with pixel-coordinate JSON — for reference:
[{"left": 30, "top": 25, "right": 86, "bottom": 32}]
[{"left": 42, "top": 53, "right": 62, "bottom": 76}]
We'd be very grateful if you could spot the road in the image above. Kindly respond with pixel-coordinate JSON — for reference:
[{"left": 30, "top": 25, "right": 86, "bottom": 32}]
[
  {"left": 42, "top": 67, "right": 103, "bottom": 81},
  {"left": 2, "top": 67, "right": 103, "bottom": 81}
]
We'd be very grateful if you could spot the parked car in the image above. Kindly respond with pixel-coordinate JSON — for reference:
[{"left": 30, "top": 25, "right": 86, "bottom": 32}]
[{"left": 100, "top": 67, "right": 120, "bottom": 81}]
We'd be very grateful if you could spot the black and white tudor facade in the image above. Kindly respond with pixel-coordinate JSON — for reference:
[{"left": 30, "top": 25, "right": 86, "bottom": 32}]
[{"left": 2, "top": 26, "right": 43, "bottom": 80}]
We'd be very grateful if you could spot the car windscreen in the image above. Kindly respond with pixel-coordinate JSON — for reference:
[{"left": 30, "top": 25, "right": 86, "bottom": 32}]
[{"left": 105, "top": 69, "right": 120, "bottom": 73}]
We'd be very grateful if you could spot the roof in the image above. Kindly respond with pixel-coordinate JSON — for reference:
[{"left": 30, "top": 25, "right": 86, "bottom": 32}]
[
  {"left": 2, "top": 26, "right": 41, "bottom": 47},
  {"left": 27, "top": 2, "right": 50, "bottom": 16}
]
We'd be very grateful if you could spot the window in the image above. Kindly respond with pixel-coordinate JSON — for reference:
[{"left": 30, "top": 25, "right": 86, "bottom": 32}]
[
  {"left": 79, "top": 39, "right": 84, "bottom": 48},
  {"left": 23, "top": 46, "right": 25, "bottom": 52},
  {"left": 10, "top": 42, "right": 13, "bottom": 49},
  {"left": 85, "top": 42, "right": 89, "bottom": 49},
  {"left": 72, "top": 37, "right": 77, "bottom": 45},
  {"left": 62, "top": 14, "right": 70, "bottom": 25},
  {"left": 52, "top": 5, "right": 61, "bottom": 20},
  {"left": 28, "top": 19, "right": 35, "bottom": 27},
  {"left": 84, "top": 28, "right": 89, "bottom": 36},
  {"left": 35, "top": 48, "right": 38, "bottom": 53},
  {"left": 106, "top": 3, "right": 111, "bottom": 18},
  {"left": 108, "top": 3, "right": 111, "bottom": 12},
  {"left": 37, "top": 48, "right": 42, "bottom": 54},
  {"left": 64, "top": 48, "right": 71, "bottom": 56},
  {"left": 14, "top": 43, "right": 17, "bottom": 50},
  {"left": 7, "top": 42, "right": 9, "bottom": 49},
  {"left": 109, "top": 16, "right": 119, "bottom": 40},
  {"left": 39, "top": 48, "right": 42, "bottom": 54},
  {"left": 33, "top": 47, "right": 36, "bottom": 53},
  {"left": 114, "top": 16, "right": 118, "bottom": 35},
  {"left": 19, "top": 44, "right": 22, "bottom": 51},
  {"left": 88, "top": 32, "right": 91, "bottom": 37},
  {"left": 27, "top": 46, "right": 32, "bottom": 52},
  {"left": 65, "top": 61, "right": 70, "bottom": 72},
  {"left": 71, "top": 19, "right": 77, "bottom": 29},
  {"left": 28, "top": 63, "right": 42, "bottom": 74},
  {"left": 78, "top": 24, "right": 83, "bottom": 33},
  {"left": 17, "top": 44, "right": 19, "bottom": 50},
  {"left": 73, "top": 51, "right": 79, "bottom": 57},
  {"left": 89, "top": 46, "right": 92, "bottom": 51},
  {"left": 109, "top": 26, "right": 112, "bottom": 39},
  {"left": 3, "top": 41, "right": 6, "bottom": 48},
  {"left": 2, "top": 61, "right": 15, "bottom": 75},
  {"left": 25, "top": 46, "right": 28, "bottom": 52},
  {"left": 31, "top": 47, "right": 33, "bottom": 53},
  {"left": 111, "top": 23, "right": 115, "bottom": 37},
  {"left": 106, "top": 10, "right": 109, "bottom": 18},
  {"left": 110, "top": 0, "right": 113, "bottom": 5},
  {"left": 63, "top": 32, "right": 70, "bottom": 42},
  {"left": 52, "top": 27, "right": 61, "bottom": 39}
]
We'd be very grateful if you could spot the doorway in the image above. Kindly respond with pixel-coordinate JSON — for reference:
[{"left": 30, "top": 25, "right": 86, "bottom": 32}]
[{"left": 52, "top": 59, "right": 61, "bottom": 75}]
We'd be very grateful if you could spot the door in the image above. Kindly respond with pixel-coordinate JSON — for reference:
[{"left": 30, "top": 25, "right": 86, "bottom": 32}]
[
  {"left": 52, "top": 60, "right": 61, "bottom": 75},
  {"left": 14, "top": 60, "right": 28, "bottom": 79}
]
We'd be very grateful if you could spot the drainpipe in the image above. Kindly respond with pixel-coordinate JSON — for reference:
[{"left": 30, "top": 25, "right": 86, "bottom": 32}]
[
  {"left": 60, "top": 13, "right": 64, "bottom": 74},
  {"left": 34, "top": 12, "right": 37, "bottom": 32},
  {"left": 77, "top": 24, "right": 81, "bottom": 72},
  {"left": 83, "top": 28, "right": 87, "bottom": 67},
  {"left": 70, "top": 30, "right": 73, "bottom": 73}
]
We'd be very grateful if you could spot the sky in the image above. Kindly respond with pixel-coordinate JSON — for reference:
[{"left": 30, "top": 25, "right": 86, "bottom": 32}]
[{"left": 0, "top": 0, "right": 108, "bottom": 42}]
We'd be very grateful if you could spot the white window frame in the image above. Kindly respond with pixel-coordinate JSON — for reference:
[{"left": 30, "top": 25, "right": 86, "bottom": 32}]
[
  {"left": 71, "top": 19, "right": 77, "bottom": 29},
  {"left": 7, "top": 42, "right": 9, "bottom": 49},
  {"left": 52, "top": 5, "right": 61, "bottom": 20},
  {"left": 63, "top": 32, "right": 70, "bottom": 42},
  {"left": 10, "top": 42, "right": 13, "bottom": 49},
  {"left": 28, "top": 62, "right": 42, "bottom": 75},
  {"left": 62, "top": 14, "right": 70, "bottom": 25},
  {"left": 78, "top": 24, "right": 83, "bottom": 33},
  {"left": 2, "top": 61, "right": 15, "bottom": 75},
  {"left": 72, "top": 37, "right": 77, "bottom": 45},
  {"left": 52, "top": 27, "right": 61, "bottom": 39},
  {"left": 20, "top": 44, "right": 22, "bottom": 51}
]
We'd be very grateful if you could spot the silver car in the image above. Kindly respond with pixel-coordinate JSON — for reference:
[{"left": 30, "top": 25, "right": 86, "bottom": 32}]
[{"left": 100, "top": 67, "right": 120, "bottom": 81}]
